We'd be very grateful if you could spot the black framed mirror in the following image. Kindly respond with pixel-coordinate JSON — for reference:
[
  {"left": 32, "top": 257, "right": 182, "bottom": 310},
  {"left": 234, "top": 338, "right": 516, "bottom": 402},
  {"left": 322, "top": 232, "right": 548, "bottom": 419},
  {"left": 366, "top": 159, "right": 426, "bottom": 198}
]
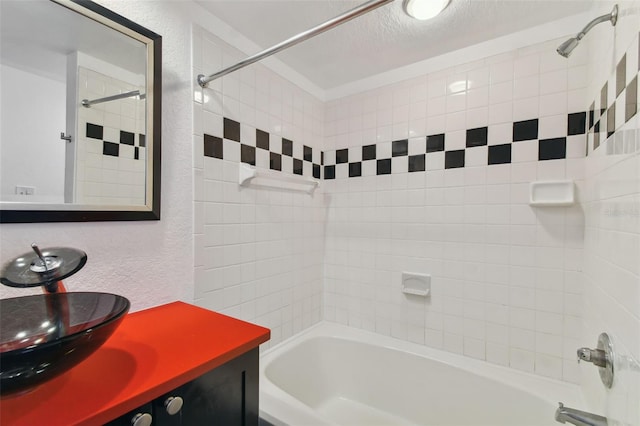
[{"left": 0, "top": 0, "right": 161, "bottom": 222}]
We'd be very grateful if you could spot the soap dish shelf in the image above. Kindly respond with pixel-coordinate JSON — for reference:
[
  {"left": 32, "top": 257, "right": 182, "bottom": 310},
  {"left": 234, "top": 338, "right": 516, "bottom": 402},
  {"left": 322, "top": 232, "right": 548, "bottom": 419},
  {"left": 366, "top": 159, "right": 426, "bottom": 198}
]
[
  {"left": 529, "top": 180, "right": 575, "bottom": 206},
  {"left": 401, "top": 272, "right": 431, "bottom": 297}
]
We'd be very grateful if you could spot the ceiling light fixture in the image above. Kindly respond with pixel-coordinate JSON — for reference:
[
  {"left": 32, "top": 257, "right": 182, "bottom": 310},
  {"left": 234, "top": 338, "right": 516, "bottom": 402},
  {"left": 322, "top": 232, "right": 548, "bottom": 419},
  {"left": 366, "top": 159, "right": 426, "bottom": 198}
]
[{"left": 403, "top": 0, "right": 450, "bottom": 20}]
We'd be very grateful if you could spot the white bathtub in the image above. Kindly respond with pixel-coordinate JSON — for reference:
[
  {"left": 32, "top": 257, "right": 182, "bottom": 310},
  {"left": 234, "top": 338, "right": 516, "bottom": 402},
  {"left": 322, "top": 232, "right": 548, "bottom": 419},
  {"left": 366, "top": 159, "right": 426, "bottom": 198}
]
[{"left": 260, "top": 322, "right": 586, "bottom": 426}]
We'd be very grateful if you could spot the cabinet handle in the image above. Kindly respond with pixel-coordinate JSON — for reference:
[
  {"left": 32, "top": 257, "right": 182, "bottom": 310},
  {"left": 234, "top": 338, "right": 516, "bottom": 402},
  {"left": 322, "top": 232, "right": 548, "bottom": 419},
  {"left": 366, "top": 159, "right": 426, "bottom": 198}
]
[
  {"left": 131, "top": 413, "right": 152, "bottom": 426},
  {"left": 164, "top": 396, "right": 184, "bottom": 415}
]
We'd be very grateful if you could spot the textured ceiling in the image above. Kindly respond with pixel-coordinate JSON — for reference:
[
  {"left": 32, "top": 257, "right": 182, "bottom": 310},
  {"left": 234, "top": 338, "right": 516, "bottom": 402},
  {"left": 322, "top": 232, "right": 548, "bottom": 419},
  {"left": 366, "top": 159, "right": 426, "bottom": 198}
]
[{"left": 195, "top": 0, "right": 594, "bottom": 90}]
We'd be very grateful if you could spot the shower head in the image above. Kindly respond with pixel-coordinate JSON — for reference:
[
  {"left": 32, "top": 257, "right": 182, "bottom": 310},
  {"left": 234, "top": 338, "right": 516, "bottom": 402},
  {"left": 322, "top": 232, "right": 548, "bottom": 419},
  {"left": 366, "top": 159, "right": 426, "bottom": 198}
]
[
  {"left": 557, "top": 37, "right": 579, "bottom": 58},
  {"left": 557, "top": 4, "right": 618, "bottom": 58}
]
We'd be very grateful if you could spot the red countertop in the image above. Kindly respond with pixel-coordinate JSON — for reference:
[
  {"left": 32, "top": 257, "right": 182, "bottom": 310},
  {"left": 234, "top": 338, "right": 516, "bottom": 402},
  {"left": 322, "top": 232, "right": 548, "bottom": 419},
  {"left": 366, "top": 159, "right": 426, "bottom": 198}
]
[{"left": 0, "top": 301, "right": 270, "bottom": 426}]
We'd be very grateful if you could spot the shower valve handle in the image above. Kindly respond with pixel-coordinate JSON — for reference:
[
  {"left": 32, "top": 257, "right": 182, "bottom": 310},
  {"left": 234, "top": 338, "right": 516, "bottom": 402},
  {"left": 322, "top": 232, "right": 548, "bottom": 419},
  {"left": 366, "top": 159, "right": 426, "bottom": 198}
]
[
  {"left": 576, "top": 333, "right": 614, "bottom": 389},
  {"left": 577, "top": 347, "right": 607, "bottom": 367}
]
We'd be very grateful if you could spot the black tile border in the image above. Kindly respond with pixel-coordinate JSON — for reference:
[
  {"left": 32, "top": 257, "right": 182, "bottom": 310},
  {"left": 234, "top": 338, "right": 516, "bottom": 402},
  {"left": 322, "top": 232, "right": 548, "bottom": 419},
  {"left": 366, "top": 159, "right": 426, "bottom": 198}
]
[
  {"left": 223, "top": 118, "right": 240, "bottom": 142},
  {"left": 408, "top": 154, "right": 425, "bottom": 172},
  {"left": 377, "top": 159, "right": 391, "bottom": 175},
  {"left": 204, "top": 134, "right": 223, "bottom": 159},
  {"left": 466, "top": 127, "right": 488, "bottom": 147},
  {"left": 513, "top": 119, "right": 538, "bottom": 142},
  {"left": 426, "top": 134, "right": 445, "bottom": 152},
  {"left": 256, "top": 129, "right": 269, "bottom": 150},
  {"left": 363, "top": 144, "right": 376, "bottom": 160},
  {"left": 282, "top": 138, "right": 293, "bottom": 156},
  {"left": 270, "top": 152, "right": 282, "bottom": 171},
  {"left": 336, "top": 148, "right": 348, "bottom": 164},
  {"left": 488, "top": 144, "right": 511, "bottom": 165},
  {"left": 349, "top": 162, "right": 362, "bottom": 177},
  {"left": 87, "top": 122, "right": 145, "bottom": 160},
  {"left": 586, "top": 46, "right": 639, "bottom": 155},
  {"left": 203, "top": 110, "right": 590, "bottom": 182},
  {"left": 392, "top": 139, "right": 408, "bottom": 157},
  {"left": 204, "top": 42, "right": 640, "bottom": 181},
  {"left": 567, "top": 112, "right": 586, "bottom": 136},
  {"left": 539, "top": 138, "right": 566, "bottom": 161},
  {"left": 445, "top": 150, "right": 465, "bottom": 169}
]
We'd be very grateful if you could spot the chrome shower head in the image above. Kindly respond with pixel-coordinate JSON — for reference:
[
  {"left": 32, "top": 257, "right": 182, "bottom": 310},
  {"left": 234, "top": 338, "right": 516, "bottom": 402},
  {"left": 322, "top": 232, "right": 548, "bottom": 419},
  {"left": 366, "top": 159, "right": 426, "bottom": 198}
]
[
  {"left": 557, "top": 37, "right": 579, "bottom": 58},
  {"left": 557, "top": 4, "right": 618, "bottom": 58}
]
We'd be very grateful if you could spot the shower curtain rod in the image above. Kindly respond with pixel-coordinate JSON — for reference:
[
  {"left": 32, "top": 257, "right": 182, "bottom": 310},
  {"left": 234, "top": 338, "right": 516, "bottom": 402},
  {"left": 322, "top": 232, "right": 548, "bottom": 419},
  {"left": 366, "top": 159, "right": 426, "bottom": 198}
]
[
  {"left": 81, "top": 90, "right": 145, "bottom": 108},
  {"left": 197, "top": 0, "right": 395, "bottom": 88}
]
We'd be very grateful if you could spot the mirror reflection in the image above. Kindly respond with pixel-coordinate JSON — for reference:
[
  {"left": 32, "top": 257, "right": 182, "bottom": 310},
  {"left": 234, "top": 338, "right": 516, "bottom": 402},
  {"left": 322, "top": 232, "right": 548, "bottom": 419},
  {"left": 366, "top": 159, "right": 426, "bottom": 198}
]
[{"left": 0, "top": 0, "right": 161, "bottom": 222}]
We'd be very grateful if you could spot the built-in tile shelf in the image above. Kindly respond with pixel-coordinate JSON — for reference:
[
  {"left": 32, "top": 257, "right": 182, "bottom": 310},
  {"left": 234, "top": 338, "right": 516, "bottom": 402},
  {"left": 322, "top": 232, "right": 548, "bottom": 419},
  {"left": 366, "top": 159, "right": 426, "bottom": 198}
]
[{"left": 529, "top": 180, "right": 575, "bottom": 206}]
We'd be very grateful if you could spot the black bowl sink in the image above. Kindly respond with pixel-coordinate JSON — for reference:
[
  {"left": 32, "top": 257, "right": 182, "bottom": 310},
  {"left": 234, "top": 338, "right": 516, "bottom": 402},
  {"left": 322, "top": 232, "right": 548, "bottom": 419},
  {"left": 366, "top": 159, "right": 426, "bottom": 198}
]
[{"left": 0, "top": 292, "right": 130, "bottom": 397}]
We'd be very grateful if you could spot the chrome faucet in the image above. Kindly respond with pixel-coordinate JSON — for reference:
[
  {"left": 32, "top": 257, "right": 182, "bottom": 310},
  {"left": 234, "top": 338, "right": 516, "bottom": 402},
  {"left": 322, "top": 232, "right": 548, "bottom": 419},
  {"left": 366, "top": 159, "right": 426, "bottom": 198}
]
[{"left": 555, "top": 403, "right": 608, "bottom": 426}]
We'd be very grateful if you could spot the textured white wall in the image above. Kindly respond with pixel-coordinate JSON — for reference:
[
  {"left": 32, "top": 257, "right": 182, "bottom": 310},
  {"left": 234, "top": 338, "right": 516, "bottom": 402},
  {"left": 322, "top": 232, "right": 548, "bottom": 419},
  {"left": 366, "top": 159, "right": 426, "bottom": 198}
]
[
  {"left": 0, "top": 1, "right": 196, "bottom": 310},
  {"left": 581, "top": 2, "right": 640, "bottom": 425}
]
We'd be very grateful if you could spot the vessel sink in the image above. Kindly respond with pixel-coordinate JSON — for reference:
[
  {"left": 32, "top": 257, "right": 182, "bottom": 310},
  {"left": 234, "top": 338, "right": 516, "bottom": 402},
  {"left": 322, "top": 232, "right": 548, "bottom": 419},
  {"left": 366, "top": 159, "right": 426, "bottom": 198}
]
[{"left": 0, "top": 292, "right": 130, "bottom": 396}]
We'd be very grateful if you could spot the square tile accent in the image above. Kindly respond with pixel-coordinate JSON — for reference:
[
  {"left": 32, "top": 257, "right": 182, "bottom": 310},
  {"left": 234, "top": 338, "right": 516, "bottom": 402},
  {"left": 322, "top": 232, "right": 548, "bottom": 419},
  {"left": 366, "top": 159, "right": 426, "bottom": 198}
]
[
  {"left": 324, "top": 165, "right": 335, "bottom": 179},
  {"left": 313, "top": 164, "right": 321, "bottom": 179},
  {"left": 139, "top": 134, "right": 146, "bottom": 147},
  {"left": 466, "top": 126, "right": 488, "bottom": 147},
  {"left": 336, "top": 148, "right": 349, "bottom": 164},
  {"left": 567, "top": 112, "right": 586, "bottom": 136},
  {"left": 223, "top": 118, "right": 241, "bottom": 142},
  {"left": 293, "top": 158, "right": 303, "bottom": 175},
  {"left": 538, "top": 138, "right": 566, "bottom": 160},
  {"left": 600, "top": 82, "right": 608, "bottom": 112},
  {"left": 445, "top": 150, "right": 465, "bottom": 169},
  {"left": 488, "top": 144, "right": 511, "bottom": 165},
  {"left": 241, "top": 144, "right": 256, "bottom": 165},
  {"left": 134, "top": 147, "right": 139, "bottom": 160},
  {"left": 304, "top": 145, "right": 313, "bottom": 162},
  {"left": 120, "top": 131, "right": 135, "bottom": 146},
  {"left": 377, "top": 159, "right": 392, "bottom": 175},
  {"left": 363, "top": 144, "right": 376, "bottom": 160},
  {"left": 392, "top": 139, "right": 408, "bottom": 156},
  {"left": 321, "top": 151, "right": 324, "bottom": 165},
  {"left": 607, "top": 103, "right": 616, "bottom": 137},
  {"left": 256, "top": 129, "right": 269, "bottom": 150},
  {"left": 282, "top": 138, "right": 293, "bottom": 156},
  {"left": 87, "top": 123, "right": 104, "bottom": 140},
  {"left": 513, "top": 119, "right": 538, "bottom": 142},
  {"left": 625, "top": 76, "right": 637, "bottom": 122},
  {"left": 616, "top": 54, "right": 626, "bottom": 97},
  {"left": 103, "top": 141, "right": 119, "bottom": 157},
  {"left": 588, "top": 103, "right": 595, "bottom": 129},
  {"left": 408, "top": 154, "right": 426, "bottom": 172},
  {"left": 349, "top": 162, "right": 362, "bottom": 177},
  {"left": 270, "top": 152, "right": 282, "bottom": 171},
  {"left": 427, "top": 134, "right": 445, "bottom": 152},
  {"left": 204, "top": 134, "right": 223, "bottom": 159}
]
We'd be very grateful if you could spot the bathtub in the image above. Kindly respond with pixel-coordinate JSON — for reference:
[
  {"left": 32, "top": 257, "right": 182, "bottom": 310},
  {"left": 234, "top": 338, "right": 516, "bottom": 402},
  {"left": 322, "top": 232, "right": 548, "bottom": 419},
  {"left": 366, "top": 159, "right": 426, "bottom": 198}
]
[{"left": 260, "top": 322, "right": 586, "bottom": 426}]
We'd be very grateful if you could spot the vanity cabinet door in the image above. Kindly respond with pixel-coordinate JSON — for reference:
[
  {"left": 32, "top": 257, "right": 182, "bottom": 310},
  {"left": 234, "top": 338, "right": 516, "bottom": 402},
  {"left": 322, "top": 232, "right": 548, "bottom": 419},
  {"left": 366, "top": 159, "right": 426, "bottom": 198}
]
[
  {"left": 104, "top": 348, "right": 259, "bottom": 426},
  {"left": 177, "top": 348, "right": 259, "bottom": 426}
]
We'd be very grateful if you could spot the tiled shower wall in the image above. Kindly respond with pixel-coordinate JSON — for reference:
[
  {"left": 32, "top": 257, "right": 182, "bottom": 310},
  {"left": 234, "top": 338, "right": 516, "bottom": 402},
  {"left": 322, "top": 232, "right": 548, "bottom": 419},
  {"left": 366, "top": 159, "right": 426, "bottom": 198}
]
[
  {"left": 192, "top": 26, "right": 326, "bottom": 349},
  {"left": 323, "top": 38, "right": 589, "bottom": 383},
  {"left": 581, "top": 2, "right": 640, "bottom": 424}
]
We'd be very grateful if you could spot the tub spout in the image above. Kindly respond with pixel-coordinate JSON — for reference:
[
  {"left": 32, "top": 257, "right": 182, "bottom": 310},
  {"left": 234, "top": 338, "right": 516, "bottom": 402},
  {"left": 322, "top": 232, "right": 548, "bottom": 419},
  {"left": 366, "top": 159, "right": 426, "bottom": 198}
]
[{"left": 555, "top": 403, "right": 608, "bottom": 426}]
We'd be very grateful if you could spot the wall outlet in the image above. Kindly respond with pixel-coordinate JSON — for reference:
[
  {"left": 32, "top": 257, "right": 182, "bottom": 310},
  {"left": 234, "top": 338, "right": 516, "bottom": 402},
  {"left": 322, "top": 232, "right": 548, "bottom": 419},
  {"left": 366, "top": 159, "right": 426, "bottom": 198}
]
[{"left": 15, "top": 185, "right": 35, "bottom": 195}]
